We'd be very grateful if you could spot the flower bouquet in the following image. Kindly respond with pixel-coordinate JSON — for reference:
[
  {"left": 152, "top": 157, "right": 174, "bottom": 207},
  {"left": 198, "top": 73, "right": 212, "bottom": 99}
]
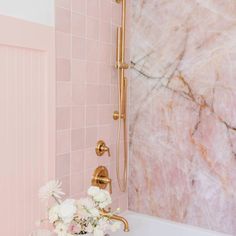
[{"left": 36, "top": 180, "right": 120, "bottom": 236}]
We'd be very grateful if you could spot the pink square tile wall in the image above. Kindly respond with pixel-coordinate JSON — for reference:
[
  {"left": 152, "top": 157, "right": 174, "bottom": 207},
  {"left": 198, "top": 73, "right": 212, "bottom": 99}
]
[{"left": 55, "top": 0, "right": 129, "bottom": 210}]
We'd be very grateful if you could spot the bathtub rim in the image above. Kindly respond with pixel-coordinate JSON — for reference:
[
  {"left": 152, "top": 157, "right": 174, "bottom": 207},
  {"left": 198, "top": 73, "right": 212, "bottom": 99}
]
[{"left": 120, "top": 210, "right": 231, "bottom": 236}]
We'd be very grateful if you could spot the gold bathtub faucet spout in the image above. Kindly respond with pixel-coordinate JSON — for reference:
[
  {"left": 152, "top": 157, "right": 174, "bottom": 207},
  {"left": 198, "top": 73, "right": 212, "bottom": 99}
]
[{"left": 100, "top": 209, "right": 129, "bottom": 232}]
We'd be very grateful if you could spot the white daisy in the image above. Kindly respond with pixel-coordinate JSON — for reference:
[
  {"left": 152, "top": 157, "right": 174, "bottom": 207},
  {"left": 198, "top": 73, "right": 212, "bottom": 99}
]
[{"left": 39, "top": 180, "right": 65, "bottom": 201}]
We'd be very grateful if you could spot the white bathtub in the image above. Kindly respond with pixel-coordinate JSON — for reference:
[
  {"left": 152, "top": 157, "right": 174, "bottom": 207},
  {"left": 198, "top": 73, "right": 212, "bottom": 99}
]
[{"left": 113, "top": 212, "right": 231, "bottom": 236}]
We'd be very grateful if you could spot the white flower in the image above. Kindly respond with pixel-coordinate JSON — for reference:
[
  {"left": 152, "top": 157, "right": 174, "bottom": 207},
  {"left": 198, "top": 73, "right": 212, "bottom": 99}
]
[
  {"left": 93, "top": 227, "right": 104, "bottom": 236},
  {"left": 89, "top": 208, "right": 100, "bottom": 217},
  {"left": 97, "top": 218, "right": 110, "bottom": 231},
  {"left": 54, "top": 222, "right": 68, "bottom": 236},
  {"left": 78, "top": 198, "right": 94, "bottom": 210},
  {"left": 39, "top": 180, "right": 64, "bottom": 201},
  {"left": 48, "top": 205, "right": 59, "bottom": 223},
  {"left": 58, "top": 199, "right": 77, "bottom": 224},
  {"left": 93, "top": 191, "right": 106, "bottom": 202},
  {"left": 85, "top": 223, "right": 94, "bottom": 233},
  {"left": 87, "top": 186, "right": 100, "bottom": 197},
  {"left": 77, "top": 198, "right": 100, "bottom": 218},
  {"left": 93, "top": 190, "right": 112, "bottom": 209},
  {"left": 110, "top": 222, "right": 121, "bottom": 232}
]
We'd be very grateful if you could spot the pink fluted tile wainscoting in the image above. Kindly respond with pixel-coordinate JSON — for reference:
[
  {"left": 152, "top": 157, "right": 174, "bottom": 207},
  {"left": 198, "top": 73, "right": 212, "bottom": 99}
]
[
  {"left": 0, "top": 15, "right": 55, "bottom": 235},
  {"left": 129, "top": 0, "right": 236, "bottom": 235},
  {"left": 55, "top": 0, "right": 128, "bottom": 210}
]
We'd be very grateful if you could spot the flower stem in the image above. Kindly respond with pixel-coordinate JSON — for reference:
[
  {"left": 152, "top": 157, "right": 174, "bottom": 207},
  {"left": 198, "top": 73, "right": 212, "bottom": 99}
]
[{"left": 52, "top": 194, "right": 61, "bottom": 204}]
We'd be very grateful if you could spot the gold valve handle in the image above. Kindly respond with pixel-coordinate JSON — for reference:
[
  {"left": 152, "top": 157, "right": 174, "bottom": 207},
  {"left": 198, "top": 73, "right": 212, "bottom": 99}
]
[
  {"left": 96, "top": 177, "right": 112, "bottom": 194},
  {"left": 96, "top": 140, "right": 111, "bottom": 157},
  {"left": 92, "top": 166, "right": 112, "bottom": 194}
]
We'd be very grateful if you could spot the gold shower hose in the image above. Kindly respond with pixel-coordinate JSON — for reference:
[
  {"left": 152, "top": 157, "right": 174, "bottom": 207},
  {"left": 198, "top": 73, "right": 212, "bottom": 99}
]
[{"left": 114, "top": 0, "right": 128, "bottom": 192}]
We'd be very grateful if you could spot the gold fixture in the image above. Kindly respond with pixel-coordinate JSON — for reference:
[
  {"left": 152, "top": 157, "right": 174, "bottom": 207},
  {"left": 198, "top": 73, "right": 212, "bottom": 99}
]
[
  {"left": 113, "top": 111, "right": 125, "bottom": 120},
  {"left": 91, "top": 166, "right": 112, "bottom": 194},
  {"left": 114, "top": 0, "right": 128, "bottom": 192},
  {"left": 95, "top": 140, "right": 111, "bottom": 157},
  {"left": 100, "top": 209, "right": 129, "bottom": 232}
]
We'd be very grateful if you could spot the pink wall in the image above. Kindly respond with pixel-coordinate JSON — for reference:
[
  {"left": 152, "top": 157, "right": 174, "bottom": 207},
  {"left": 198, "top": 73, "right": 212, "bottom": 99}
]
[
  {"left": 0, "top": 15, "right": 55, "bottom": 235},
  {"left": 55, "top": 0, "right": 128, "bottom": 210}
]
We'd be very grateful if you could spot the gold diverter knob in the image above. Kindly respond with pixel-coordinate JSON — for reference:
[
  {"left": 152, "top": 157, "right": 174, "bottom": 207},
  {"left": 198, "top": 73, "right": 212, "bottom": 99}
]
[{"left": 95, "top": 140, "right": 110, "bottom": 157}]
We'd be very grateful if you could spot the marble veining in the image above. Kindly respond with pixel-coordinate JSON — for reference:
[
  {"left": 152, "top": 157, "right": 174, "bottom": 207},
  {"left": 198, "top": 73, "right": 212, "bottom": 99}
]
[{"left": 129, "top": 0, "right": 236, "bottom": 235}]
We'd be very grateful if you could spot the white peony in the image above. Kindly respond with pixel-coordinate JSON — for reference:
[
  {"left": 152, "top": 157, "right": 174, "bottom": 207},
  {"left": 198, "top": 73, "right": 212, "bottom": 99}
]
[
  {"left": 48, "top": 205, "right": 59, "bottom": 223},
  {"left": 58, "top": 199, "right": 77, "bottom": 224},
  {"left": 39, "top": 180, "right": 64, "bottom": 201},
  {"left": 93, "top": 190, "right": 111, "bottom": 209},
  {"left": 93, "top": 191, "right": 106, "bottom": 203},
  {"left": 54, "top": 222, "right": 68, "bottom": 236},
  {"left": 89, "top": 208, "right": 100, "bottom": 217},
  {"left": 78, "top": 198, "right": 95, "bottom": 210},
  {"left": 87, "top": 186, "right": 100, "bottom": 197},
  {"left": 93, "top": 227, "right": 104, "bottom": 236}
]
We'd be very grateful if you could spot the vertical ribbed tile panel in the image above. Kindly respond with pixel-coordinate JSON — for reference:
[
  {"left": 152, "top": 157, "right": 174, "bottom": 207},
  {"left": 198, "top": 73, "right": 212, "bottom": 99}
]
[{"left": 0, "top": 16, "right": 55, "bottom": 236}]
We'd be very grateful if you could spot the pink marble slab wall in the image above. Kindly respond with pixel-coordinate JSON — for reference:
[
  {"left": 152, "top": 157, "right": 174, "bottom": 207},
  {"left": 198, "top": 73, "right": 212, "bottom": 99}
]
[
  {"left": 55, "top": 0, "right": 128, "bottom": 210},
  {"left": 129, "top": 0, "right": 236, "bottom": 235}
]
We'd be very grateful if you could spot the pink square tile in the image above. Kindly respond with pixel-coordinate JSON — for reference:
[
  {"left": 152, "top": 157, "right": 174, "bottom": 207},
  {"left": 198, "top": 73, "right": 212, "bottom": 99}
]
[
  {"left": 110, "top": 85, "right": 118, "bottom": 105},
  {"left": 56, "top": 153, "right": 70, "bottom": 178},
  {"left": 85, "top": 127, "right": 97, "bottom": 148},
  {"left": 72, "top": 0, "right": 86, "bottom": 14},
  {"left": 86, "top": 85, "right": 99, "bottom": 105},
  {"left": 86, "top": 62, "right": 99, "bottom": 84},
  {"left": 111, "top": 66, "right": 117, "bottom": 84},
  {"left": 56, "top": 59, "right": 70, "bottom": 81},
  {"left": 112, "top": 2, "right": 121, "bottom": 25},
  {"left": 87, "top": 0, "right": 99, "bottom": 18},
  {"left": 72, "top": 13, "right": 86, "bottom": 37},
  {"left": 56, "top": 32, "right": 71, "bottom": 59},
  {"left": 100, "top": 0, "right": 112, "bottom": 22},
  {"left": 72, "top": 84, "right": 86, "bottom": 105},
  {"left": 72, "top": 37, "right": 86, "bottom": 59},
  {"left": 111, "top": 24, "right": 117, "bottom": 45},
  {"left": 56, "top": 107, "right": 70, "bottom": 130},
  {"left": 97, "top": 150, "right": 111, "bottom": 166},
  {"left": 56, "top": 0, "right": 71, "bottom": 9},
  {"left": 56, "top": 82, "right": 71, "bottom": 107},
  {"left": 56, "top": 130, "right": 70, "bottom": 155},
  {"left": 84, "top": 148, "right": 98, "bottom": 169},
  {"left": 71, "top": 128, "right": 85, "bottom": 151},
  {"left": 86, "top": 40, "right": 99, "bottom": 61},
  {"left": 99, "top": 63, "right": 112, "bottom": 84},
  {"left": 71, "top": 59, "right": 86, "bottom": 84},
  {"left": 70, "top": 172, "right": 85, "bottom": 196},
  {"left": 100, "top": 21, "right": 111, "bottom": 43},
  {"left": 59, "top": 176, "right": 70, "bottom": 197},
  {"left": 97, "top": 125, "right": 112, "bottom": 143},
  {"left": 55, "top": 7, "right": 71, "bottom": 33},
  {"left": 71, "top": 106, "right": 85, "bottom": 129},
  {"left": 99, "top": 43, "right": 112, "bottom": 64},
  {"left": 86, "top": 17, "right": 99, "bottom": 40},
  {"left": 86, "top": 105, "right": 98, "bottom": 126},
  {"left": 98, "top": 105, "right": 112, "bottom": 125},
  {"left": 84, "top": 168, "right": 95, "bottom": 190},
  {"left": 71, "top": 150, "right": 85, "bottom": 173},
  {"left": 97, "top": 85, "right": 110, "bottom": 104}
]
